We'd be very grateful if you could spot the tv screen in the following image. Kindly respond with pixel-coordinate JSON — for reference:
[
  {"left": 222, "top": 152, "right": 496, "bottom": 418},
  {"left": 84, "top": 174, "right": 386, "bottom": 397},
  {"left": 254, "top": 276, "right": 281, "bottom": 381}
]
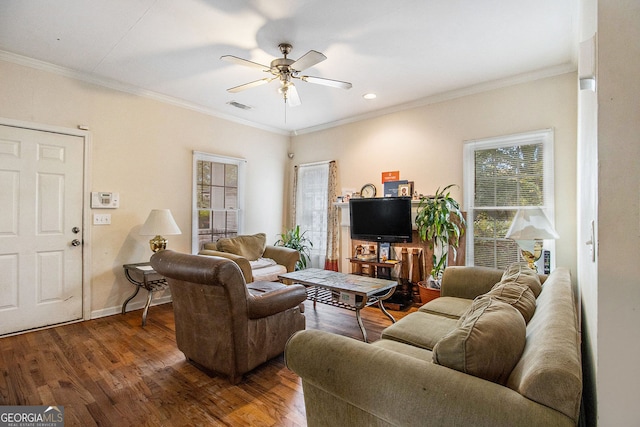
[{"left": 349, "top": 197, "right": 413, "bottom": 243}]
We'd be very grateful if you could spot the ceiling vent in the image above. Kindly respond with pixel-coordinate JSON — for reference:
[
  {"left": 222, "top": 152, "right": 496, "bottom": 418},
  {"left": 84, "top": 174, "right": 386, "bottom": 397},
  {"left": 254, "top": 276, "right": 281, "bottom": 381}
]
[{"left": 227, "top": 101, "right": 253, "bottom": 110}]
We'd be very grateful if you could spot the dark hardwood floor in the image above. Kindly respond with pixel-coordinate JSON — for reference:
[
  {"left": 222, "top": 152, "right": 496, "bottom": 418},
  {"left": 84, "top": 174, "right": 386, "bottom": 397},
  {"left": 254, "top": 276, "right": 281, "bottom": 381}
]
[{"left": 0, "top": 300, "right": 416, "bottom": 426}]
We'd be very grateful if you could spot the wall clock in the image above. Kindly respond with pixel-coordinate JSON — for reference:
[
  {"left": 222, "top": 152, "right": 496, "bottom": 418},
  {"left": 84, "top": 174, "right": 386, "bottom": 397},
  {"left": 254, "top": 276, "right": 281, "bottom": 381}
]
[{"left": 360, "top": 183, "right": 376, "bottom": 198}]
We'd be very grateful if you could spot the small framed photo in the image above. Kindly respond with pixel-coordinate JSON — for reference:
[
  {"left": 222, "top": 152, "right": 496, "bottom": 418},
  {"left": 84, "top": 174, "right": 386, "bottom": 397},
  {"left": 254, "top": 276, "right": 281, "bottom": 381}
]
[
  {"left": 342, "top": 188, "right": 356, "bottom": 202},
  {"left": 379, "top": 242, "right": 391, "bottom": 262},
  {"left": 398, "top": 182, "right": 413, "bottom": 198}
]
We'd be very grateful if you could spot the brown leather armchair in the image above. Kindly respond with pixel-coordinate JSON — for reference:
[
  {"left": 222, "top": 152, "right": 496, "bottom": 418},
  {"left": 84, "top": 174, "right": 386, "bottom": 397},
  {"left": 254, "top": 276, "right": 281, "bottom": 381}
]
[{"left": 150, "top": 250, "right": 307, "bottom": 384}]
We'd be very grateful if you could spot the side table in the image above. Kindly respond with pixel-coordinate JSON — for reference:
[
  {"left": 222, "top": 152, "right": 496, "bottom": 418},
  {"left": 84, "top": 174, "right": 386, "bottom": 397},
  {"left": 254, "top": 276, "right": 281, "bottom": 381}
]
[{"left": 122, "top": 262, "right": 169, "bottom": 326}]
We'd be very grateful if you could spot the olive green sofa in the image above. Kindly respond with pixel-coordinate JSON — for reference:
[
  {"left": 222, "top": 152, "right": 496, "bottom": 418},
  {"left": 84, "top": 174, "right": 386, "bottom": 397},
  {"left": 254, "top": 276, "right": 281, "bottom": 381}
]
[{"left": 285, "top": 263, "right": 582, "bottom": 426}]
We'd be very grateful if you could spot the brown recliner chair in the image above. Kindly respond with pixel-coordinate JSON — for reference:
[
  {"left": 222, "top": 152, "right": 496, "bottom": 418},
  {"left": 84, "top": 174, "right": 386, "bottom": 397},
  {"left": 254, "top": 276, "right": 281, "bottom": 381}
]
[{"left": 150, "top": 250, "right": 307, "bottom": 384}]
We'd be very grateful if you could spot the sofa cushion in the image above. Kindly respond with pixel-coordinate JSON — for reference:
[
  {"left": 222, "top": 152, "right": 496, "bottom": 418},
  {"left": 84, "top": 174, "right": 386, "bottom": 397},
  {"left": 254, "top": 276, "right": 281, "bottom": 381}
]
[
  {"left": 501, "top": 262, "right": 542, "bottom": 298},
  {"left": 418, "top": 296, "right": 473, "bottom": 319},
  {"left": 252, "top": 264, "right": 287, "bottom": 282},
  {"left": 249, "top": 257, "right": 277, "bottom": 269},
  {"left": 432, "top": 296, "right": 526, "bottom": 385},
  {"left": 372, "top": 339, "right": 435, "bottom": 363},
  {"left": 485, "top": 282, "right": 536, "bottom": 324},
  {"left": 381, "top": 312, "right": 458, "bottom": 350},
  {"left": 216, "top": 233, "right": 266, "bottom": 261}
]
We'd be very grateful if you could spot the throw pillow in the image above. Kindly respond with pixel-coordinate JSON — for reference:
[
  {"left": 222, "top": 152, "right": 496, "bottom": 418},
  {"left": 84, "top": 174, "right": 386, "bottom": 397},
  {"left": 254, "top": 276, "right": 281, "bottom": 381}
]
[
  {"left": 486, "top": 282, "right": 536, "bottom": 324},
  {"left": 501, "top": 262, "right": 543, "bottom": 298},
  {"left": 432, "top": 296, "right": 526, "bottom": 385},
  {"left": 216, "top": 233, "right": 266, "bottom": 261}
]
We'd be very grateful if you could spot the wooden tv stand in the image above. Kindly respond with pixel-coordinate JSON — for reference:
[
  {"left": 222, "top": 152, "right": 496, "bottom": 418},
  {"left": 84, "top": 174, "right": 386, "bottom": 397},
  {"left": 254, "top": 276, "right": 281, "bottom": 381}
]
[{"left": 348, "top": 257, "right": 401, "bottom": 280}]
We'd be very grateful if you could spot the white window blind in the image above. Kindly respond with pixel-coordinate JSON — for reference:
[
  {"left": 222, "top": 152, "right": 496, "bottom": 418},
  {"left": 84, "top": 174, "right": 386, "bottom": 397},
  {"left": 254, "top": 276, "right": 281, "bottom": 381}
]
[{"left": 463, "top": 130, "right": 554, "bottom": 270}]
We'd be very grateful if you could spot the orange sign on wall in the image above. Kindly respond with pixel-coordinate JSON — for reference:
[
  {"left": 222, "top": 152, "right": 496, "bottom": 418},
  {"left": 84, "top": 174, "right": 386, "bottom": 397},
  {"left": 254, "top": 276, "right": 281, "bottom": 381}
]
[{"left": 381, "top": 171, "right": 400, "bottom": 183}]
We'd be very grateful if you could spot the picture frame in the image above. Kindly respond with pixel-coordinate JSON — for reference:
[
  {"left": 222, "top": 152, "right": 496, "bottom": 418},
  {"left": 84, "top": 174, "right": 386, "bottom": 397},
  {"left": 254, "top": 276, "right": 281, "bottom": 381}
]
[
  {"left": 397, "top": 182, "right": 413, "bottom": 198},
  {"left": 341, "top": 188, "right": 355, "bottom": 202},
  {"left": 383, "top": 180, "right": 407, "bottom": 197},
  {"left": 379, "top": 242, "right": 391, "bottom": 262}
]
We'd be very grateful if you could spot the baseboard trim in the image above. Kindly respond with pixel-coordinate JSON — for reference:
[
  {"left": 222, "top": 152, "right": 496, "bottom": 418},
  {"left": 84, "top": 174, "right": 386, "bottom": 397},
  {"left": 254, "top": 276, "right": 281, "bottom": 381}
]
[{"left": 90, "top": 295, "right": 173, "bottom": 319}]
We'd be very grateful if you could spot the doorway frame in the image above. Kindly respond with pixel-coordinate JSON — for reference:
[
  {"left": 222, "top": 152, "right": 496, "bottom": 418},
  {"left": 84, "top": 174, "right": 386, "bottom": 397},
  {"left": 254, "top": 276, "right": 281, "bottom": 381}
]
[{"left": 0, "top": 117, "right": 92, "bottom": 323}]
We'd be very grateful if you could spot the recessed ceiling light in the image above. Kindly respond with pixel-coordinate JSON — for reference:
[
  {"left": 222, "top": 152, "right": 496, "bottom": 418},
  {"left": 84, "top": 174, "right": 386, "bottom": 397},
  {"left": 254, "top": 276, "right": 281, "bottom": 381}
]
[{"left": 363, "top": 93, "right": 377, "bottom": 100}]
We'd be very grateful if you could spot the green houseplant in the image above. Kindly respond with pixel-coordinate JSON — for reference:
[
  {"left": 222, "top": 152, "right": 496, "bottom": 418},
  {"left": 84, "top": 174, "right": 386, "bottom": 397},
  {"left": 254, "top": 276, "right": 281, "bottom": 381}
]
[
  {"left": 275, "top": 225, "right": 313, "bottom": 270},
  {"left": 415, "top": 184, "right": 466, "bottom": 287}
]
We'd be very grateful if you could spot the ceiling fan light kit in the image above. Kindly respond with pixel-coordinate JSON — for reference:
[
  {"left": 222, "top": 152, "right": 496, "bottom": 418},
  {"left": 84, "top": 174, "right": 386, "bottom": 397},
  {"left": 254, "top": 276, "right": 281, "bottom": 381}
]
[{"left": 221, "top": 43, "right": 352, "bottom": 107}]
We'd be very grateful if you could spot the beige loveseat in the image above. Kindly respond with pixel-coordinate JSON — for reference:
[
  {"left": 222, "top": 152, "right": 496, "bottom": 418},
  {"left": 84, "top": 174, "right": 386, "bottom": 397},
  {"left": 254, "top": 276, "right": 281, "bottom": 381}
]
[
  {"left": 285, "top": 263, "right": 582, "bottom": 426},
  {"left": 199, "top": 233, "right": 299, "bottom": 283}
]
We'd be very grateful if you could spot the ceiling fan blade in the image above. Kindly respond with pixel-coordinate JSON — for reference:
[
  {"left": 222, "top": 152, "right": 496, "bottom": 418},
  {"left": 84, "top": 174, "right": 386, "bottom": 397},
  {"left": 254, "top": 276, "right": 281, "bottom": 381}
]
[
  {"left": 286, "top": 83, "right": 301, "bottom": 107},
  {"left": 227, "top": 77, "right": 274, "bottom": 93},
  {"left": 300, "top": 75, "right": 353, "bottom": 90},
  {"left": 220, "top": 55, "right": 270, "bottom": 71},
  {"left": 291, "top": 50, "right": 327, "bottom": 71}
]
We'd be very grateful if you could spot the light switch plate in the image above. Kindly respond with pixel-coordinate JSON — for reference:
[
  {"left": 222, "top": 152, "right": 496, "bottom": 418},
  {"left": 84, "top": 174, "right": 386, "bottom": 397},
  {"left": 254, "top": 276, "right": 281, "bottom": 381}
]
[{"left": 93, "top": 214, "right": 111, "bottom": 225}]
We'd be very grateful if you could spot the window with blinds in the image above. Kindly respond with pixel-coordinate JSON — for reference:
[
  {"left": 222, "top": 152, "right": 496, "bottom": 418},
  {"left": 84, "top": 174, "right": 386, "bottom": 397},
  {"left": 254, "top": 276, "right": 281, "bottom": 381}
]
[{"left": 463, "top": 130, "right": 554, "bottom": 269}]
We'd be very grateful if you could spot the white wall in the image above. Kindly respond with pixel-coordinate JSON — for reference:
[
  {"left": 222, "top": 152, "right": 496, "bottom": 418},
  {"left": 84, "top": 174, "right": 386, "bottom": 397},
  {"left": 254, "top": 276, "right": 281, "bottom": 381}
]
[
  {"left": 290, "top": 73, "right": 578, "bottom": 274},
  {"left": 0, "top": 59, "right": 290, "bottom": 316},
  {"left": 595, "top": 1, "right": 640, "bottom": 425},
  {"left": 576, "top": 0, "right": 598, "bottom": 424}
]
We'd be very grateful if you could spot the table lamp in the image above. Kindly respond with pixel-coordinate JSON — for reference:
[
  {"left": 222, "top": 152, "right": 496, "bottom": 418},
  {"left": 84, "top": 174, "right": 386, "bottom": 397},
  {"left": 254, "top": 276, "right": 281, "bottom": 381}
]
[
  {"left": 505, "top": 207, "right": 559, "bottom": 271},
  {"left": 139, "top": 209, "right": 182, "bottom": 252}
]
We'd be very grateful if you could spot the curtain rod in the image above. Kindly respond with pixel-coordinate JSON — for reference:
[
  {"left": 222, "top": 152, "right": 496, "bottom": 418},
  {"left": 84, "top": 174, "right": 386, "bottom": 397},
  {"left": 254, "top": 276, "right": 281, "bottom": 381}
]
[{"left": 298, "top": 160, "right": 334, "bottom": 167}]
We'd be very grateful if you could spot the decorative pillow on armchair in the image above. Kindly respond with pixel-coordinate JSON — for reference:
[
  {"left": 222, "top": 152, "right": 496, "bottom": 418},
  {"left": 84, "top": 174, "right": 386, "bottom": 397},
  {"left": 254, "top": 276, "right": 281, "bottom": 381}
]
[
  {"left": 216, "top": 233, "right": 266, "bottom": 261},
  {"left": 432, "top": 296, "right": 526, "bottom": 385}
]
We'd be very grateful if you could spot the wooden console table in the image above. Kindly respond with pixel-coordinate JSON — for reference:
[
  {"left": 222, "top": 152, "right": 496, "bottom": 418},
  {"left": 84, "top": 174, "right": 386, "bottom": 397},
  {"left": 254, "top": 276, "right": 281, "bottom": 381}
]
[{"left": 348, "top": 257, "right": 401, "bottom": 279}]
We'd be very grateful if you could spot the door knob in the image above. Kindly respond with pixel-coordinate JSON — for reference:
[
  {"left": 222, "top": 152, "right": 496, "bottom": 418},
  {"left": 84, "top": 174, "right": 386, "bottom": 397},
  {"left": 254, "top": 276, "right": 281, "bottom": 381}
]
[
  {"left": 72, "top": 227, "right": 80, "bottom": 234},
  {"left": 71, "top": 239, "right": 81, "bottom": 247}
]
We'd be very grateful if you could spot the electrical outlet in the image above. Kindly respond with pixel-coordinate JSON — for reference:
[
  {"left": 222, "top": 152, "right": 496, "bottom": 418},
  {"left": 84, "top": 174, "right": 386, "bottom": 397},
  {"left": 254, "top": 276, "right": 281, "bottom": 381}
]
[{"left": 93, "top": 214, "right": 111, "bottom": 225}]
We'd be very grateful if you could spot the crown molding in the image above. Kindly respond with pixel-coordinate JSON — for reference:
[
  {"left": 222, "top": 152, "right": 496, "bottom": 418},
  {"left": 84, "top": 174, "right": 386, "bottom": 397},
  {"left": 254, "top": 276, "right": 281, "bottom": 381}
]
[
  {"left": 292, "top": 62, "right": 577, "bottom": 136},
  {"left": 0, "top": 50, "right": 575, "bottom": 138},
  {"left": 0, "top": 50, "right": 289, "bottom": 136}
]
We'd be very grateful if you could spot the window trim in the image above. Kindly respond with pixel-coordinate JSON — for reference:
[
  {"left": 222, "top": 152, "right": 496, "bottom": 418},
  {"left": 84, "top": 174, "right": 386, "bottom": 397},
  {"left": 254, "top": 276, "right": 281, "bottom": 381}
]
[
  {"left": 462, "top": 129, "right": 555, "bottom": 268},
  {"left": 191, "top": 151, "right": 246, "bottom": 254},
  {"left": 294, "top": 161, "right": 331, "bottom": 268}
]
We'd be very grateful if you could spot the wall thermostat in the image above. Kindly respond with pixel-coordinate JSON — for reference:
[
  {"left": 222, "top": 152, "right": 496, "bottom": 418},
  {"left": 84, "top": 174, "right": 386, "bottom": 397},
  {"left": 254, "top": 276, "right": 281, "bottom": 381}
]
[{"left": 91, "top": 192, "right": 119, "bottom": 209}]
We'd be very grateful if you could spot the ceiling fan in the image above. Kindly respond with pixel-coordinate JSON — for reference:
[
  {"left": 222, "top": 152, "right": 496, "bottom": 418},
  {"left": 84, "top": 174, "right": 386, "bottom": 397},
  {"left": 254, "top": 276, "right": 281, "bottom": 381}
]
[{"left": 221, "top": 43, "right": 352, "bottom": 107}]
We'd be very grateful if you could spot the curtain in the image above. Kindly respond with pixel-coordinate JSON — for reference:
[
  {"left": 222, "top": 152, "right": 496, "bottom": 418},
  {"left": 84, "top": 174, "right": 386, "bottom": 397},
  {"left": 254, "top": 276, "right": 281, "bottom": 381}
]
[
  {"left": 291, "top": 165, "right": 298, "bottom": 229},
  {"left": 324, "top": 161, "right": 339, "bottom": 271}
]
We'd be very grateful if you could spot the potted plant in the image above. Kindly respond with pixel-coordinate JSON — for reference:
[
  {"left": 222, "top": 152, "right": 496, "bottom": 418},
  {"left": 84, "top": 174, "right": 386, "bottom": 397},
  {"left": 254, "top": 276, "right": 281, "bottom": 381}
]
[
  {"left": 275, "top": 225, "right": 313, "bottom": 270},
  {"left": 415, "top": 184, "right": 466, "bottom": 288}
]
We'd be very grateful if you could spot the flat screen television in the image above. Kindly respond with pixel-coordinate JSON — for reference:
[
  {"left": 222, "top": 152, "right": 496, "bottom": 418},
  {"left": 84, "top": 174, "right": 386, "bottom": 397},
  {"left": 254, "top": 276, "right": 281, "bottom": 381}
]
[{"left": 349, "top": 197, "right": 413, "bottom": 243}]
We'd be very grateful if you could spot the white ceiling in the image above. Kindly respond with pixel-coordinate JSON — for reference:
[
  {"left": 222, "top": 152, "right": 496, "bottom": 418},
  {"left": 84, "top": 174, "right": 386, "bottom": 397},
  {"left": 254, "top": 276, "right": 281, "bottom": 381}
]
[{"left": 0, "top": 0, "right": 578, "bottom": 134}]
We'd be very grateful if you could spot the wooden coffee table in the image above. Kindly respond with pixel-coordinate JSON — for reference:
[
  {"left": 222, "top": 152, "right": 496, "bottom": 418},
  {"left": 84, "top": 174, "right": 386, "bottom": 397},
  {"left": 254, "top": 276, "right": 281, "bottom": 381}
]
[{"left": 278, "top": 268, "right": 397, "bottom": 342}]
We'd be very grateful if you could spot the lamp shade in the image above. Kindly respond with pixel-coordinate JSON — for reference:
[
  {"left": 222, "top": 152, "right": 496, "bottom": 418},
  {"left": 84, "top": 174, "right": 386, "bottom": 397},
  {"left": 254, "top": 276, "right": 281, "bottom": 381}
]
[
  {"left": 139, "top": 209, "right": 182, "bottom": 236},
  {"left": 505, "top": 208, "right": 559, "bottom": 240}
]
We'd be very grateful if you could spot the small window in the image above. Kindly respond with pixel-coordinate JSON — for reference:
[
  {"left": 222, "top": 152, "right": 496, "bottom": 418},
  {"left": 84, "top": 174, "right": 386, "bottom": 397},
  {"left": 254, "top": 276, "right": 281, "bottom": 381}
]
[
  {"left": 463, "top": 130, "right": 555, "bottom": 270},
  {"left": 192, "top": 152, "right": 245, "bottom": 253}
]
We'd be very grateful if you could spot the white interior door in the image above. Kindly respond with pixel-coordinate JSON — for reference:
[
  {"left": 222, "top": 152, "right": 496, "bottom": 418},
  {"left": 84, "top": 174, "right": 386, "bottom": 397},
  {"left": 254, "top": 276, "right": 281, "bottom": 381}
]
[{"left": 0, "top": 124, "right": 84, "bottom": 335}]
